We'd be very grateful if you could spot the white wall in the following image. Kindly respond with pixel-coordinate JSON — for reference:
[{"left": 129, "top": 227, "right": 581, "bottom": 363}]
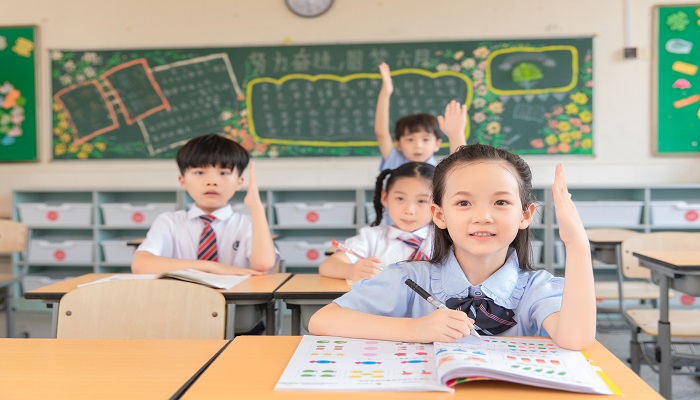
[{"left": 1, "top": 0, "right": 698, "bottom": 217}]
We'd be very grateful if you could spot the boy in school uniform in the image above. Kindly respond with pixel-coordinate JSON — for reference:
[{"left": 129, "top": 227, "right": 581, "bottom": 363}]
[
  {"left": 375, "top": 62, "right": 468, "bottom": 171},
  {"left": 132, "top": 133, "right": 279, "bottom": 334}
]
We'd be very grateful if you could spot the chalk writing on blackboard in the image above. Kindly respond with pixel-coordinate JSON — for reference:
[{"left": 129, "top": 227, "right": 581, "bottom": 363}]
[
  {"left": 53, "top": 81, "right": 119, "bottom": 145},
  {"left": 247, "top": 68, "right": 472, "bottom": 146},
  {"left": 138, "top": 54, "right": 242, "bottom": 155},
  {"left": 101, "top": 58, "right": 170, "bottom": 124},
  {"left": 486, "top": 46, "right": 578, "bottom": 95}
]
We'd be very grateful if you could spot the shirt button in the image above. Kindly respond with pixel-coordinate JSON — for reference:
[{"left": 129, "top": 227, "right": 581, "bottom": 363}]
[{"left": 474, "top": 291, "right": 482, "bottom": 296}]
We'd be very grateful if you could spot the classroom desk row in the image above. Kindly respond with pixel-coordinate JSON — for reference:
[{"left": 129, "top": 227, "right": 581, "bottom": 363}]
[
  {"left": 23, "top": 272, "right": 350, "bottom": 338},
  {"left": 0, "top": 336, "right": 662, "bottom": 399}
]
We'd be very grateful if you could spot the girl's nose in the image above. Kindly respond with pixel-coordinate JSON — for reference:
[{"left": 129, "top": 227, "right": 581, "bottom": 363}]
[{"left": 473, "top": 206, "right": 493, "bottom": 223}]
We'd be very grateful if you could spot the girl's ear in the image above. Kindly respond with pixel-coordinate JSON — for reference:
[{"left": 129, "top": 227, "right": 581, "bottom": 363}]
[
  {"left": 519, "top": 203, "right": 537, "bottom": 229},
  {"left": 380, "top": 190, "right": 389, "bottom": 208},
  {"left": 431, "top": 203, "right": 447, "bottom": 229}
]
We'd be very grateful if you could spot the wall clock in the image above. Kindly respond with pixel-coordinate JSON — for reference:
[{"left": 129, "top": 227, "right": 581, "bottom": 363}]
[{"left": 285, "top": 0, "right": 334, "bottom": 18}]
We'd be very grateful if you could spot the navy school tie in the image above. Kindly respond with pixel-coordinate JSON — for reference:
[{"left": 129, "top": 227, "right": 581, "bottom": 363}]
[{"left": 446, "top": 294, "right": 517, "bottom": 335}]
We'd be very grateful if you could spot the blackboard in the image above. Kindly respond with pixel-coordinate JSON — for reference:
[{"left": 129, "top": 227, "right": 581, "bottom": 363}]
[
  {"left": 655, "top": 5, "right": 700, "bottom": 154},
  {"left": 0, "top": 26, "right": 37, "bottom": 162},
  {"left": 50, "top": 38, "right": 593, "bottom": 159}
]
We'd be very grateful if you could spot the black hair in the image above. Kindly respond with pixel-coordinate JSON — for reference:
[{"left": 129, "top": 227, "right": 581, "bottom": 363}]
[
  {"left": 431, "top": 144, "right": 535, "bottom": 271},
  {"left": 176, "top": 134, "right": 250, "bottom": 176},
  {"left": 370, "top": 162, "right": 436, "bottom": 227},
  {"left": 394, "top": 113, "right": 441, "bottom": 141}
]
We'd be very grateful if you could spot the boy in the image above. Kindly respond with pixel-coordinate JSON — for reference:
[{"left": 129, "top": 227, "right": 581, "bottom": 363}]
[
  {"left": 132, "top": 133, "right": 278, "bottom": 334},
  {"left": 375, "top": 62, "right": 468, "bottom": 171}
]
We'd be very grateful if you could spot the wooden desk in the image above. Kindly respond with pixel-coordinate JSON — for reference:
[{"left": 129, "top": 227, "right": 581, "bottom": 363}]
[
  {"left": 0, "top": 273, "right": 18, "bottom": 337},
  {"left": 0, "top": 338, "right": 228, "bottom": 399},
  {"left": 24, "top": 272, "right": 292, "bottom": 339},
  {"left": 181, "top": 336, "right": 661, "bottom": 399},
  {"left": 632, "top": 250, "right": 700, "bottom": 399},
  {"left": 274, "top": 274, "right": 350, "bottom": 335},
  {"left": 586, "top": 229, "right": 638, "bottom": 314}
]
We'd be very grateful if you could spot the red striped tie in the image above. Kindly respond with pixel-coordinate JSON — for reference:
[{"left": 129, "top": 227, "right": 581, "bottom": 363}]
[
  {"left": 399, "top": 236, "right": 429, "bottom": 261},
  {"left": 197, "top": 214, "right": 218, "bottom": 261}
]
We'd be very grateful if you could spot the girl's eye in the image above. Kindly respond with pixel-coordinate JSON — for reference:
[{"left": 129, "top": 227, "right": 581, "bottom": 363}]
[
  {"left": 394, "top": 196, "right": 405, "bottom": 202},
  {"left": 495, "top": 200, "right": 510, "bottom": 206},
  {"left": 456, "top": 200, "right": 471, "bottom": 207}
]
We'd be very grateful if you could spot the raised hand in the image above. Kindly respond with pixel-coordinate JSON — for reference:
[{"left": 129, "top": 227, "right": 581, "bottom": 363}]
[
  {"left": 378, "top": 62, "right": 393, "bottom": 95},
  {"left": 438, "top": 100, "right": 467, "bottom": 152},
  {"left": 551, "top": 164, "right": 587, "bottom": 246},
  {"left": 411, "top": 308, "right": 473, "bottom": 343},
  {"left": 243, "top": 161, "right": 264, "bottom": 211},
  {"left": 351, "top": 257, "right": 383, "bottom": 281}
]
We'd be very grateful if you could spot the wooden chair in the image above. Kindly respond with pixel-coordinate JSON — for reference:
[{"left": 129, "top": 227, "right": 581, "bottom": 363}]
[
  {"left": 621, "top": 232, "right": 700, "bottom": 374},
  {"left": 57, "top": 279, "right": 226, "bottom": 339},
  {"left": 0, "top": 220, "right": 29, "bottom": 338}
]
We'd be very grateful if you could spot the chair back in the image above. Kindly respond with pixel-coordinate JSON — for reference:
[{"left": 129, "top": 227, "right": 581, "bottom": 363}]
[
  {"left": 621, "top": 231, "right": 700, "bottom": 279},
  {"left": 57, "top": 279, "right": 226, "bottom": 339},
  {"left": 0, "top": 220, "right": 28, "bottom": 254}
]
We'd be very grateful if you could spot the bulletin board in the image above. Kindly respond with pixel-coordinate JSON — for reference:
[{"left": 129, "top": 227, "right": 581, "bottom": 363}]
[
  {"left": 0, "top": 26, "right": 37, "bottom": 162},
  {"left": 50, "top": 38, "right": 593, "bottom": 160},
  {"left": 654, "top": 4, "right": 700, "bottom": 154}
]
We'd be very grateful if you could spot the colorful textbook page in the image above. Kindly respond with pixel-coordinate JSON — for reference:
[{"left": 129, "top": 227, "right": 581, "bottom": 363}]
[{"left": 275, "top": 335, "right": 613, "bottom": 394}]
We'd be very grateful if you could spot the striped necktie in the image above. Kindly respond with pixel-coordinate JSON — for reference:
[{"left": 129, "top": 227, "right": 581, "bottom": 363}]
[
  {"left": 398, "top": 235, "right": 429, "bottom": 261},
  {"left": 197, "top": 214, "right": 218, "bottom": 261},
  {"left": 446, "top": 295, "right": 517, "bottom": 335}
]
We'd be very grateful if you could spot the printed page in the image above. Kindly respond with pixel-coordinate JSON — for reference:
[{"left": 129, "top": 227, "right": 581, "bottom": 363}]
[
  {"left": 434, "top": 336, "right": 612, "bottom": 395},
  {"left": 276, "top": 335, "right": 449, "bottom": 392},
  {"left": 161, "top": 269, "right": 249, "bottom": 289},
  {"left": 77, "top": 274, "right": 158, "bottom": 287}
]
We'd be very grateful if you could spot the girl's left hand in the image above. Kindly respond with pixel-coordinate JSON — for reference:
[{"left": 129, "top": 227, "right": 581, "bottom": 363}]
[{"left": 552, "top": 164, "right": 587, "bottom": 245}]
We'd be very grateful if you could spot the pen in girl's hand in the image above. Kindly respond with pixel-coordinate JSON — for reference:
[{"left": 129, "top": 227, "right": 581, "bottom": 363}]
[
  {"left": 331, "top": 240, "right": 366, "bottom": 260},
  {"left": 404, "top": 279, "right": 481, "bottom": 339}
]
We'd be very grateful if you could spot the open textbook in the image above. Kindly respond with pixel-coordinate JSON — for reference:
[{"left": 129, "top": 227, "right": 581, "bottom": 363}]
[
  {"left": 78, "top": 270, "right": 249, "bottom": 290},
  {"left": 275, "top": 335, "right": 615, "bottom": 394}
]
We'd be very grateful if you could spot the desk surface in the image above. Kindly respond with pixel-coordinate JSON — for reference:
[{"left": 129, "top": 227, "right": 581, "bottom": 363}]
[
  {"left": 24, "top": 272, "right": 292, "bottom": 302},
  {"left": 182, "top": 336, "right": 661, "bottom": 399},
  {"left": 586, "top": 229, "right": 639, "bottom": 245},
  {"left": 633, "top": 250, "right": 700, "bottom": 271},
  {"left": 274, "top": 274, "right": 350, "bottom": 300},
  {"left": 0, "top": 273, "right": 18, "bottom": 286},
  {"left": 0, "top": 338, "right": 228, "bottom": 399}
]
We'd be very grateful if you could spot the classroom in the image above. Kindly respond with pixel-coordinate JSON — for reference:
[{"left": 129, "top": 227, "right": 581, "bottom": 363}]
[{"left": 0, "top": 0, "right": 699, "bottom": 398}]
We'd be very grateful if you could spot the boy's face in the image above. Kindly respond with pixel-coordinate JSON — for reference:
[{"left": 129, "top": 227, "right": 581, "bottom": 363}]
[
  {"left": 396, "top": 129, "right": 442, "bottom": 163},
  {"left": 178, "top": 165, "right": 244, "bottom": 214}
]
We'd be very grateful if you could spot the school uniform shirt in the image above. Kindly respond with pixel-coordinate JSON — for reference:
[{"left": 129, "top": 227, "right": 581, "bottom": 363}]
[
  {"left": 334, "top": 247, "right": 564, "bottom": 337},
  {"left": 342, "top": 225, "right": 433, "bottom": 268},
  {"left": 137, "top": 204, "right": 280, "bottom": 269},
  {"left": 379, "top": 148, "right": 437, "bottom": 171}
]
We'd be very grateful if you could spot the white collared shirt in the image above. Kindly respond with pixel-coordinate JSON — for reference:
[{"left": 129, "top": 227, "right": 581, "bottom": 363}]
[
  {"left": 342, "top": 225, "right": 433, "bottom": 267},
  {"left": 137, "top": 204, "right": 279, "bottom": 269},
  {"left": 335, "top": 247, "right": 564, "bottom": 336}
]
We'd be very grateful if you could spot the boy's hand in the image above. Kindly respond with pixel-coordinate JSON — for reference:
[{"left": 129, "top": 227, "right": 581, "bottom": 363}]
[
  {"left": 352, "top": 257, "right": 383, "bottom": 281},
  {"left": 243, "top": 162, "right": 264, "bottom": 211},
  {"left": 438, "top": 100, "right": 467, "bottom": 143},
  {"left": 378, "top": 62, "right": 393, "bottom": 95},
  {"left": 412, "top": 308, "right": 472, "bottom": 343},
  {"left": 208, "top": 262, "right": 265, "bottom": 276},
  {"left": 552, "top": 164, "right": 587, "bottom": 246}
]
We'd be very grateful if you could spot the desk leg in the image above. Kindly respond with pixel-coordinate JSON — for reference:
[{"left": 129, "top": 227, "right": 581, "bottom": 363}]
[
  {"left": 49, "top": 303, "right": 58, "bottom": 338},
  {"left": 265, "top": 301, "right": 275, "bottom": 336},
  {"left": 658, "top": 275, "right": 672, "bottom": 399},
  {"left": 226, "top": 303, "right": 236, "bottom": 340},
  {"left": 4, "top": 284, "right": 15, "bottom": 338},
  {"left": 286, "top": 303, "right": 301, "bottom": 336},
  {"left": 614, "top": 244, "right": 625, "bottom": 316}
]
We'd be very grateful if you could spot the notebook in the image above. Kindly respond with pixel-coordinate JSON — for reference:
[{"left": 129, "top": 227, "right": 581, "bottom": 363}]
[{"left": 78, "top": 270, "right": 249, "bottom": 290}]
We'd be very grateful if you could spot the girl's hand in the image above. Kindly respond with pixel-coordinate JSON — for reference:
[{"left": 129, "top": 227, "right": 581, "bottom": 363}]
[
  {"left": 352, "top": 257, "right": 383, "bottom": 281},
  {"left": 243, "top": 162, "right": 264, "bottom": 211},
  {"left": 438, "top": 100, "right": 467, "bottom": 141},
  {"left": 552, "top": 164, "right": 587, "bottom": 245},
  {"left": 378, "top": 62, "right": 393, "bottom": 95},
  {"left": 411, "top": 309, "right": 473, "bottom": 343}
]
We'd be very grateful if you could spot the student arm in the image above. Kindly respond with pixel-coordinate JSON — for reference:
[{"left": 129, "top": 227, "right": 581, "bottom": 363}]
[
  {"left": 131, "top": 250, "right": 262, "bottom": 275},
  {"left": 374, "top": 62, "right": 394, "bottom": 160},
  {"left": 309, "top": 302, "right": 472, "bottom": 343},
  {"left": 542, "top": 164, "right": 596, "bottom": 350},
  {"left": 438, "top": 100, "right": 467, "bottom": 154},
  {"left": 319, "top": 252, "right": 383, "bottom": 280},
  {"left": 244, "top": 162, "right": 278, "bottom": 272}
]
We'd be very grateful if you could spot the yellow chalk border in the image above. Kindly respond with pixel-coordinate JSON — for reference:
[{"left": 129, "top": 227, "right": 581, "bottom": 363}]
[
  {"left": 485, "top": 46, "right": 579, "bottom": 96},
  {"left": 246, "top": 69, "right": 472, "bottom": 147}
]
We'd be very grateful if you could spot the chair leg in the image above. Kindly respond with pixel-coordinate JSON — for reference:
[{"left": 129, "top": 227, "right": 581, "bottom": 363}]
[{"left": 629, "top": 326, "right": 642, "bottom": 374}]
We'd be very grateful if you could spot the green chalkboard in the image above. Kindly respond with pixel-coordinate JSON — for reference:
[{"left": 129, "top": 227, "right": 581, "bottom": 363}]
[
  {"left": 50, "top": 38, "right": 593, "bottom": 159},
  {"left": 655, "top": 5, "right": 700, "bottom": 154},
  {"left": 0, "top": 26, "right": 37, "bottom": 162}
]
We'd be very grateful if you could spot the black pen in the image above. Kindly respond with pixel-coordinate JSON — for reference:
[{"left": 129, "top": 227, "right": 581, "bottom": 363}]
[{"left": 405, "top": 278, "right": 481, "bottom": 339}]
